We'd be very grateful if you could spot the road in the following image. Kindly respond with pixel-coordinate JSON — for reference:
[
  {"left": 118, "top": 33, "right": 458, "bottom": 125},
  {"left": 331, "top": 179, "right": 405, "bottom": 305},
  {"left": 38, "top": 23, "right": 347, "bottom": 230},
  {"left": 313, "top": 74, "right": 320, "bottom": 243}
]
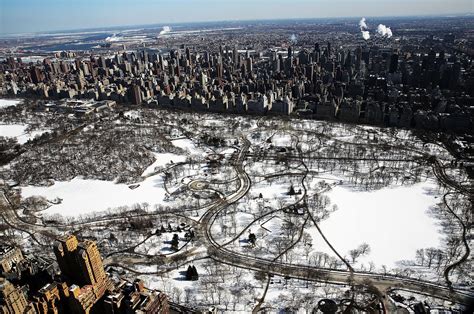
[
  {"left": 1, "top": 126, "right": 471, "bottom": 308},
  {"left": 197, "top": 135, "right": 474, "bottom": 307}
]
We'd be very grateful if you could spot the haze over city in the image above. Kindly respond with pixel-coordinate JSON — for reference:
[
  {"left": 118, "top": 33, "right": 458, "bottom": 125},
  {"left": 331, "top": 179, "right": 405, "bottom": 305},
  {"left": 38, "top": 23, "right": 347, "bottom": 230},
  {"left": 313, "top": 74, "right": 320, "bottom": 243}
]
[{"left": 0, "top": 0, "right": 473, "bottom": 34}]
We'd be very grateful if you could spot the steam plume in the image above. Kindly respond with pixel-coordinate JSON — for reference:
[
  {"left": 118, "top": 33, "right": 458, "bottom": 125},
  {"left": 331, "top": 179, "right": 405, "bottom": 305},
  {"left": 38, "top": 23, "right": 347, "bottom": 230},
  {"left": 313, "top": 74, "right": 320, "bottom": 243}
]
[
  {"left": 290, "top": 34, "right": 297, "bottom": 44},
  {"left": 105, "top": 34, "right": 123, "bottom": 42},
  {"left": 361, "top": 31, "right": 370, "bottom": 40},
  {"left": 359, "top": 17, "right": 370, "bottom": 40},
  {"left": 159, "top": 26, "right": 172, "bottom": 36},
  {"left": 377, "top": 24, "right": 393, "bottom": 38}
]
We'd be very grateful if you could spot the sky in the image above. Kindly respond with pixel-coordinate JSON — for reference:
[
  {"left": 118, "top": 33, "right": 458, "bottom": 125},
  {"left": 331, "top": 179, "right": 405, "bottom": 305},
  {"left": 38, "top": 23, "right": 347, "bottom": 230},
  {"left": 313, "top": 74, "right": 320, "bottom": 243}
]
[{"left": 0, "top": 0, "right": 472, "bottom": 35}]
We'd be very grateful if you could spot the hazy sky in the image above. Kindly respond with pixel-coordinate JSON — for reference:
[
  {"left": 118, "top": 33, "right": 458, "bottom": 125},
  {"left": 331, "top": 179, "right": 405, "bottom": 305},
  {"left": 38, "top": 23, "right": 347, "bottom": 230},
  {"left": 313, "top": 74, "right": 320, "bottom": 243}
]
[{"left": 0, "top": 0, "right": 472, "bottom": 34}]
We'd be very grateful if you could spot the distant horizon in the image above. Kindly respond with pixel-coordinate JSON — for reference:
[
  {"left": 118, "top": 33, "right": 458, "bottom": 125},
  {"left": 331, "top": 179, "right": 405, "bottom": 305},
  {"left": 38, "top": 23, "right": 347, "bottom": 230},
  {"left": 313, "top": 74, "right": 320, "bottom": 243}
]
[
  {"left": 0, "top": 0, "right": 472, "bottom": 36},
  {"left": 1, "top": 12, "right": 473, "bottom": 37}
]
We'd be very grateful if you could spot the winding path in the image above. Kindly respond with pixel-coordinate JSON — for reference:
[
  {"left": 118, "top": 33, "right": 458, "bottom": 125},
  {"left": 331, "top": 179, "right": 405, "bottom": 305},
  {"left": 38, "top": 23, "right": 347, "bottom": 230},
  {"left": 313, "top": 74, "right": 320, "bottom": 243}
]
[{"left": 197, "top": 134, "right": 473, "bottom": 306}]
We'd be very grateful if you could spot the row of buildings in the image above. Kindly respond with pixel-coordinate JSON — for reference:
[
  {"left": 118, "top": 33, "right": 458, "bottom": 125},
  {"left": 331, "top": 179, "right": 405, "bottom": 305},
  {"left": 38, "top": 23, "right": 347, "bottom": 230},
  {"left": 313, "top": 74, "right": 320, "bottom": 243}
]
[
  {"left": 0, "top": 38, "right": 472, "bottom": 133},
  {"left": 0, "top": 236, "right": 169, "bottom": 313}
]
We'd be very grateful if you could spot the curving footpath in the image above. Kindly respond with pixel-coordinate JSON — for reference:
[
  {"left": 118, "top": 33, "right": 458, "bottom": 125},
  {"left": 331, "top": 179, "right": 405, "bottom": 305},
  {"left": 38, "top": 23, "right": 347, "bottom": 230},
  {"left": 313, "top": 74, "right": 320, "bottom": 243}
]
[{"left": 197, "top": 136, "right": 474, "bottom": 306}]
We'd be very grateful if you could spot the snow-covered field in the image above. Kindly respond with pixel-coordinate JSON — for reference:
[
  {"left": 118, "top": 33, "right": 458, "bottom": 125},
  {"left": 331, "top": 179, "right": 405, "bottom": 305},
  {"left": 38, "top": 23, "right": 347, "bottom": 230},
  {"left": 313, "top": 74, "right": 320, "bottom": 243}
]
[
  {"left": 319, "top": 180, "right": 442, "bottom": 268},
  {"left": 0, "top": 124, "right": 28, "bottom": 139},
  {"left": 0, "top": 99, "right": 23, "bottom": 108},
  {"left": 142, "top": 152, "right": 186, "bottom": 176},
  {"left": 0, "top": 124, "right": 48, "bottom": 144},
  {"left": 6, "top": 108, "right": 467, "bottom": 311},
  {"left": 172, "top": 138, "right": 195, "bottom": 150},
  {"left": 172, "top": 138, "right": 208, "bottom": 157},
  {"left": 21, "top": 175, "right": 168, "bottom": 218},
  {"left": 271, "top": 133, "right": 294, "bottom": 146}
]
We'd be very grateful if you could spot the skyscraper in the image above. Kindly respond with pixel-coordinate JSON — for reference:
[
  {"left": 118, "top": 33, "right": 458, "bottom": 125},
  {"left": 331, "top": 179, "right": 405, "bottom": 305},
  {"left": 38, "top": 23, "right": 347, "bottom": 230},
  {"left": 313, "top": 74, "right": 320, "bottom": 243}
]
[
  {"left": 185, "top": 47, "right": 191, "bottom": 65},
  {"left": 0, "top": 278, "right": 31, "bottom": 314},
  {"left": 131, "top": 84, "right": 143, "bottom": 105},
  {"left": 389, "top": 53, "right": 399, "bottom": 73},
  {"left": 30, "top": 67, "right": 43, "bottom": 84},
  {"left": 53, "top": 235, "right": 112, "bottom": 313},
  {"left": 233, "top": 46, "right": 239, "bottom": 66},
  {"left": 53, "top": 235, "right": 107, "bottom": 287},
  {"left": 0, "top": 246, "right": 24, "bottom": 273},
  {"left": 217, "top": 56, "right": 223, "bottom": 79},
  {"left": 98, "top": 56, "right": 107, "bottom": 69}
]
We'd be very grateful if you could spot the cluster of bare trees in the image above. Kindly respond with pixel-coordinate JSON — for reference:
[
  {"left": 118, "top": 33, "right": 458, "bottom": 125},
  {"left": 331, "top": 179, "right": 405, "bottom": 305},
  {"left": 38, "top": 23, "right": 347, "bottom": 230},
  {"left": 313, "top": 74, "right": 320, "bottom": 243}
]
[
  {"left": 415, "top": 248, "right": 445, "bottom": 269},
  {"left": 5, "top": 117, "right": 188, "bottom": 185},
  {"left": 348, "top": 243, "right": 371, "bottom": 263},
  {"left": 162, "top": 260, "right": 259, "bottom": 311}
]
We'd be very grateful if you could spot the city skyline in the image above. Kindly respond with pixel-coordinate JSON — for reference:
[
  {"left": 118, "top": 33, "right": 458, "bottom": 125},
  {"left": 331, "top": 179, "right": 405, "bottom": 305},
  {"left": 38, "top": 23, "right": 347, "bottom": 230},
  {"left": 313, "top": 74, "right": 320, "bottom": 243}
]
[{"left": 0, "top": 0, "right": 473, "bottom": 35}]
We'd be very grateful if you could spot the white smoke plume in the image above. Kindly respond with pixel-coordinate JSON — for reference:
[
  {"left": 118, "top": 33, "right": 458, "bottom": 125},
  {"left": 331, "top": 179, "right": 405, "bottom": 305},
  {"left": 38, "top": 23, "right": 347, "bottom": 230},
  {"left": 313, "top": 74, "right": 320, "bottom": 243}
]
[
  {"left": 105, "top": 34, "right": 123, "bottom": 42},
  {"left": 361, "top": 31, "right": 370, "bottom": 40},
  {"left": 290, "top": 34, "right": 297, "bottom": 44},
  {"left": 377, "top": 24, "right": 393, "bottom": 38},
  {"left": 159, "top": 26, "right": 172, "bottom": 36},
  {"left": 359, "top": 17, "right": 370, "bottom": 40}
]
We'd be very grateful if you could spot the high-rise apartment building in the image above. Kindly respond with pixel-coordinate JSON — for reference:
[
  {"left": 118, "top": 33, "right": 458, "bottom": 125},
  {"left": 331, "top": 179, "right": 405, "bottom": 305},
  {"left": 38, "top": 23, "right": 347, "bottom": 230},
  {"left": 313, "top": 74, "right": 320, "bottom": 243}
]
[
  {"left": 53, "top": 235, "right": 112, "bottom": 313},
  {"left": 54, "top": 235, "right": 107, "bottom": 287},
  {"left": 0, "top": 278, "right": 31, "bottom": 314},
  {"left": 0, "top": 247, "right": 24, "bottom": 273}
]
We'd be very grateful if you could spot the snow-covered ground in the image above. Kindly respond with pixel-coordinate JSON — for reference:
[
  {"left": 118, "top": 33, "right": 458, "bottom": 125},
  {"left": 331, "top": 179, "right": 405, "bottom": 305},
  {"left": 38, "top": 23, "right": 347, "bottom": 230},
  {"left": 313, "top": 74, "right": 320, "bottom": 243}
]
[
  {"left": 124, "top": 110, "right": 141, "bottom": 120},
  {"left": 251, "top": 182, "right": 291, "bottom": 200},
  {"left": 0, "top": 99, "right": 23, "bottom": 108},
  {"left": 5, "top": 108, "right": 467, "bottom": 311},
  {"left": 21, "top": 175, "right": 168, "bottom": 218},
  {"left": 142, "top": 152, "right": 186, "bottom": 176},
  {"left": 172, "top": 138, "right": 195, "bottom": 150},
  {"left": 319, "top": 180, "right": 442, "bottom": 269},
  {"left": 0, "top": 124, "right": 48, "bottom": 144},
  {"left": 271, "top": 133, "right": 294, "bottom": 147},
  {"left": 0, "top": 124, "right": 28, "bottom": 139},
  {"left": 172, "top": 138, "right": 207, "bottom": 157}
]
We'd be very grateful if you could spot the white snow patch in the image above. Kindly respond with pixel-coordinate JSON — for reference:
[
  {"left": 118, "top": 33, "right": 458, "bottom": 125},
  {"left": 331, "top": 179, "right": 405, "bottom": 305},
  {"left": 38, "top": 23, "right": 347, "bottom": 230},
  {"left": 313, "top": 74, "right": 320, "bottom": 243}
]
[
  {"left": 172, "top": 138, "right": 195, "bottom": 150},
  {"left": 319, "top": 181, "right": 442, "bottom": 268},
  {"left": 124, "top": 110, "right": 141, "bottom": 119},
  {"left": 0, "top": 124, "right": 48, "bottom": 144},
  {"left": 21, "top": 175, "right": 169, "bottom": 218},
  {"left": 272, "top": 133, "right": 293, "bottom": 147},
  {"left": 142, "top": 152, "right": 186, "bottom": 176},
  {"left": 171, "top": 138, "right": 207, "bottom": 157},
  {"left": 251, "top": 183, "right": 289, "bottom": 199},
  {"left": 0, "top": 99, "right": 23, "bottom": 108}
]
